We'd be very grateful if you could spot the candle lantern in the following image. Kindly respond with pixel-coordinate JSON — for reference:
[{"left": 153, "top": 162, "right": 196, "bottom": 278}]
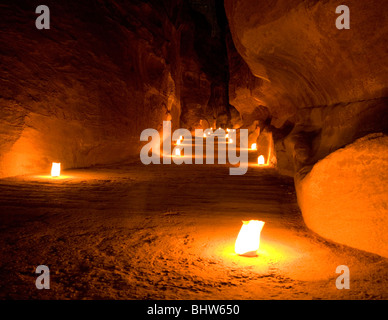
[
  {"left": 258, "top": 155, "right": 265, "bottom": 165},
  {"left": 51, "top": 162, "right": 61, "bottom": 177},
  {"left": 235, "top": 220, "right": 265, "bottom": 256}
]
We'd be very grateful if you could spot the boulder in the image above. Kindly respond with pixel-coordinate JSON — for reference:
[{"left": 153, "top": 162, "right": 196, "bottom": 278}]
[{"left": 295, "top": 134, "right": 388, "bottom": 257}]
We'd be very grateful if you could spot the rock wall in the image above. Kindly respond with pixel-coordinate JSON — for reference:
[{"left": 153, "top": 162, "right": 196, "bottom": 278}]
[
  {"left": 225, "top": 0, "right": 388, "bottom": 255},
  {"left": 0, "top": 0, "right": 232, "bottom": 177},
  {"left": 180, "top": 0, "right": 231, "bottom": 132},
  {"left": 225, "top": 0, "right": 387, "bottom": 173},
  {"left": 295, "top": 134, "right": 388, "bottom": 258},
  {"left": 0, "top": 0, "right": 183, "bottom": 177}
]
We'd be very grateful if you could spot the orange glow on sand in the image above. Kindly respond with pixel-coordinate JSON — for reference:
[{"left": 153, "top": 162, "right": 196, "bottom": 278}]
[
  {"left": 51, "top": 162, "right": 61, "bottom": 177},
  {"left": 235, "top": 220, "right": 265, "bottom": 256}
]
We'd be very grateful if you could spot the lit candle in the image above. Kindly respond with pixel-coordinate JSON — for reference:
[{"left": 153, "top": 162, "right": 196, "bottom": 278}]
[
  {"left": 235, "top": 220, "right": 265, "bottom": 256},
  {"left": 51, "top": 162, "right": 61, "bottom": 177},
  {"left": 258, "top": 155, "right": 265, "bottom": 165}
]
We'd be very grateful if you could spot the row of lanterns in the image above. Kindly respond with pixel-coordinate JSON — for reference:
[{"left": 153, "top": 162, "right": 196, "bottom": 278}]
[
  {"left": 204, "top": 129, "right": 265, "bottom": 255},
  {"left": 203, "top": 127, "right": 234, "bottom": 144},
  {"left": 176, "top": 130, "right": 266, "bottom": 165}
]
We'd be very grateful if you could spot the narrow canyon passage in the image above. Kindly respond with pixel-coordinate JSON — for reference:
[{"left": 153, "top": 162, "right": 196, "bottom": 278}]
[
  {"left": 0, "top": 0, "right": 387, "bottom": 303},
  {"left": 0, "top": 161, "right": 386, "bottom": 299}
]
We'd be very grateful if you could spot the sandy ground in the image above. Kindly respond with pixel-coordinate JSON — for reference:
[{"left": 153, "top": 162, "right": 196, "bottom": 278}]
[{"left": 0, "top": 160, "right": 387, "bottom": 300}]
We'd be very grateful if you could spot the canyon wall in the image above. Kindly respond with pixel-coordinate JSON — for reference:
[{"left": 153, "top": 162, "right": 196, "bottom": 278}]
[
  {"left": 0, "top": 0, "right": 183, "bottom": 177},
  {"left": 0, "top": 0, "right": 231, "bottom": 177},
  {"left": 225, "top": 0, "right": 388, "bottom": 256}
]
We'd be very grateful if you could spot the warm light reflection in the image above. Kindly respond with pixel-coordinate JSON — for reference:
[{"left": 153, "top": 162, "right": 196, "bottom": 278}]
[
  {"left": 176, "top": 140, "right": 181, "bottom": 145},
  {"left": 51, "top": 162, "right": 61, "bottom": 177},
  {"left": 235, "top": 220, "right": 265, "bottom": 256},
  {"left": 35, "top": 174, "right": 72, "bottom": 180},
  {"left": 251, "top": 143, "right": 257, "bottom": 150},
  {"left": 229, "top": 138, "right": 233, "bottom": 143},
  {"left": 258, "top": 155, "right": 265, "bottom": 165},
  {"left": 175, "top": 148, "right": 181, "bottom": 156}
]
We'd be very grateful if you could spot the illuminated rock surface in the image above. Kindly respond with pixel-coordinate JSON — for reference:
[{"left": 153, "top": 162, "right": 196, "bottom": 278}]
[
  {"left": 296, "top": 134, "right": 388, "bottom": 258},
  {"left": 0, "top": 0, "right": 231, "bottom": 178},
  {"left": 225, "top": 0, "right": 388, "bottom": 174}
]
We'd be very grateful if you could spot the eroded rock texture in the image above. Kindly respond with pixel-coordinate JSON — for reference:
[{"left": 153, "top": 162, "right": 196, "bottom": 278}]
[
  {"left": 180, "top": 0, "right": 231, "bottom": 131},
  {"left": 0, "top": 0, "right": 181, "bottom": 177},
  {"left": 0, "top": 0, "right": 232, "bottom": 177},
  {"left": 225, "top": 0, "right": 388, "bottom": 255},
  {"left": 225, "top": 0, "right": 387, "bottom": 173},
  {"left": 295, "top": 134, "right": 388, "bottom": 258}
]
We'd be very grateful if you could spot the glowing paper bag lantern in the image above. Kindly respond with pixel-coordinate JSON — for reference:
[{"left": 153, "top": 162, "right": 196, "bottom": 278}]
[
  {"left": 258, "top": 155, "right": 265, "bottom": 165},
  {"left": 235, "top": 220, "right": 265, "bottom": 256},
  {"left": 51, "top": 162, "right": 61, "bottom": 177},
  {"left": 251, "top": 143, "right": 257, "bottom": 150}
]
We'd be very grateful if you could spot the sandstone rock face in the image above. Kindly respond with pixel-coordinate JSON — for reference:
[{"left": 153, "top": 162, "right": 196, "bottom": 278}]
[
  {"left": 0, "top": 0, "right": 232, "bottom": 177},
  {"left": 225, "top": 0, "right": 388, "bottom": 255},
  {"left": 295, "top": 134, "right": 388, "bottom": 258},
  {"left": 180, "top": 0, "right": 232, "bottom": 132},
  {"left": 0, "top": 1, "right": 183, "bottom": 177},
  {"left": 225, "top": 0, "right": 388, "bottom": 174},
  {"left": 225, "top": 0, "right": 387, "bottom": 120}
]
